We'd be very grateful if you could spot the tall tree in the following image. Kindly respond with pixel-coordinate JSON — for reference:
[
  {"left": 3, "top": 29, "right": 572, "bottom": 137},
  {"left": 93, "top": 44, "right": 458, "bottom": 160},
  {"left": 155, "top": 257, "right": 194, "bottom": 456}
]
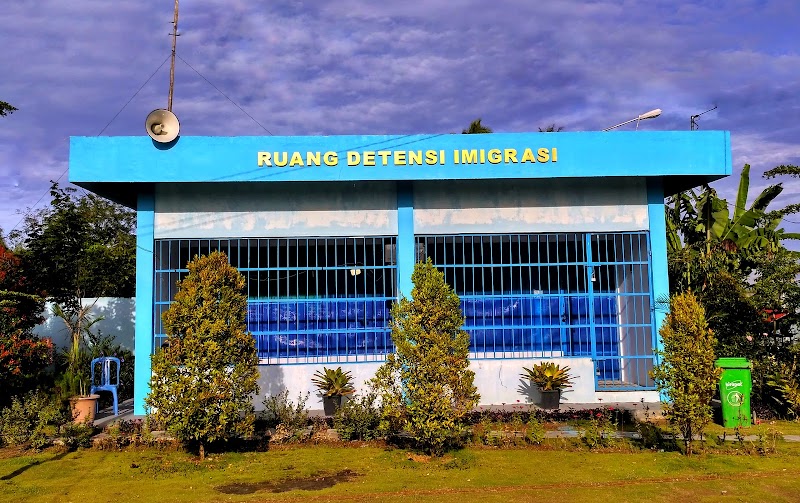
[
  {"left": 666, "top": 163, "right": 800, "bottom": 417},
  {"left": 462, "top": 118, "right": 492, "bottom": 134},
  {"left": 0, "top": 100, "right": 17, "bottom": 117},
  {"left": 666, "top": 164, "right": 799, "bottom": 292},
  {"left": 0, "top": 243, "right": 52, "bottom": 407},
  {"left": 538, "top": 124, "right": 564, "bottom": 132},
  {"left": 764, "top": 165, "right": 800, "bottom": 219},
  {"left": 11, "top": 182, "right": 136, "bottom": 307}
]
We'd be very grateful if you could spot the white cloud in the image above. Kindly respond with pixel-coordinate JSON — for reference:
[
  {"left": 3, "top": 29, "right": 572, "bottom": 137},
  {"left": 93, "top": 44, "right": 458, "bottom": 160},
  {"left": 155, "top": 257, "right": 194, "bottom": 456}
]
[{"left": 1, "top": 0, "right": 799, "bottom": 236}]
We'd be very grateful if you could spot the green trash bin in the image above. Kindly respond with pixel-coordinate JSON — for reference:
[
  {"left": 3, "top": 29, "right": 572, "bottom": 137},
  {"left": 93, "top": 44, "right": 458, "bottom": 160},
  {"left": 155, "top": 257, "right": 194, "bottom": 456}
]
[{"left": 715, "top": 357, "right": 752, "bottom": 428}]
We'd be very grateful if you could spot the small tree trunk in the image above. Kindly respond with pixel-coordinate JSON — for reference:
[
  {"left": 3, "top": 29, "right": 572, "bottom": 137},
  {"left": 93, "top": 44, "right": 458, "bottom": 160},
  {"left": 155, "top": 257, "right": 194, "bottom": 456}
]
[
  {"left": 685, "top": 421, "right": 693, "bottom": 456},
  {"left": 199, "top": 441, "right": 205, "bottom": 461}
]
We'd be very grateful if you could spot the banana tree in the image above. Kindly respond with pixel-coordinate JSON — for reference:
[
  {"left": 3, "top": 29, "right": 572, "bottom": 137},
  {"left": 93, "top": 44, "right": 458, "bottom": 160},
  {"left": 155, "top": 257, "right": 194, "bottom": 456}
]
[{"left": 666, "top": 164, "right": 800, "bottom": 291}]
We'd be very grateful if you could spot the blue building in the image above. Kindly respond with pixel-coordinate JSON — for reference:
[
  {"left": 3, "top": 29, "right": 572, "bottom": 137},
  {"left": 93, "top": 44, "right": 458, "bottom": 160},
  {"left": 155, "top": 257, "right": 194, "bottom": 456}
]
[{"left": 69, "top": 131, "right": 730, "bottom": 415}]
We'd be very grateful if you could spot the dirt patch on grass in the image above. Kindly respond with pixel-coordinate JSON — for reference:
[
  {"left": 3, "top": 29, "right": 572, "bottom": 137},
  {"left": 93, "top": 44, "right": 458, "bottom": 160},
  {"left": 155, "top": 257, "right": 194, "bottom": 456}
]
[
  {"left": 0, "top": 447, "right": 29, "bottom": 460},
  {"left": 406, "top": 452, "right": 433, "bottom": 463},
  {"left": 215, "top": 469, "right": 359, "bottom": 494}
]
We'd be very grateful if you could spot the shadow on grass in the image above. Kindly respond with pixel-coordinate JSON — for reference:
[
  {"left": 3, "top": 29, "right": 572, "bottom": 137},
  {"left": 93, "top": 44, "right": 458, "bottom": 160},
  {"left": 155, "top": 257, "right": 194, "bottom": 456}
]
[{"left": 0, "top": 450, "right": 71, "bottom": 480}]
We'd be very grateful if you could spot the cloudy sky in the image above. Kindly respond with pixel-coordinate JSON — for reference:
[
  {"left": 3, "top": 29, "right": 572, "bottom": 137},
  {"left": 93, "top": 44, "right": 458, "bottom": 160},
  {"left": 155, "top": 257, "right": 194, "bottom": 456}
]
[{"left": 1, "top": 0, "right": 799, "bottom": 239}]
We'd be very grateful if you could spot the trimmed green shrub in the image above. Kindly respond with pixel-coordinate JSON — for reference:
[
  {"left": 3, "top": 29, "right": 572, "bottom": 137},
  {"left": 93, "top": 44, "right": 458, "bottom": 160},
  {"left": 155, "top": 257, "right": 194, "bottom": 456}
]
[
  {"left": 261, "top": 390, "right": 309, "bottom": 430},
  {"left": 371, "top": 259, "right": 479, "bottom": 455},
  {"left": 652, "top": 292, "right": 721, "bottom": 455},
  {"left": 146, "top": 251, "right": 260, "bottom": 459},
  {"left": 334, "top": 393, "right": 381, "bottom": 441},
  {"left": 59, "top": 422, "right": 94, "bottom": 450},
  {"left": 471, "top": 413, "right": 545, "bottom": 447}
]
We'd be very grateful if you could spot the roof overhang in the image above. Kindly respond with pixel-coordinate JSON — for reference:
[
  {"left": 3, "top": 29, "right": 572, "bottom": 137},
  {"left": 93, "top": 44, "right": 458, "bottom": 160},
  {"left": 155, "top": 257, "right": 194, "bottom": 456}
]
[{"left": 70, "top": 131, "right": 731, "bottom": 207}]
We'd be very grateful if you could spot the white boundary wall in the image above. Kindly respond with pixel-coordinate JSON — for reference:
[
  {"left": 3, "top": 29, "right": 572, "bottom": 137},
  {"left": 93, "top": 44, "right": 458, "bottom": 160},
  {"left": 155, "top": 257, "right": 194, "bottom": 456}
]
[{"left": 32, "top": 298, "right": 135, "bottom": 350}]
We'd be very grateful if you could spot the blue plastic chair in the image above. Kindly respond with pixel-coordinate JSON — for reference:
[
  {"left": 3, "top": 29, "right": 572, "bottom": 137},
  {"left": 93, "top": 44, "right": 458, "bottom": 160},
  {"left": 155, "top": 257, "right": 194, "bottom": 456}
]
[{"left": 90, "top": 357, "right": 120, "bottom": 416}]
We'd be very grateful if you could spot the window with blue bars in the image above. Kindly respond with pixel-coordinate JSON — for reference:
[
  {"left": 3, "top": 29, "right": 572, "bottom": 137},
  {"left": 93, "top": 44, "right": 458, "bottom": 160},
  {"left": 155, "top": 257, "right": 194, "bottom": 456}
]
[
  {"left": 153, "top": 237, "right": 397, "bottom": 364},
  {"left": 416, "top": 232, "right": 655, "bottom": 390}
]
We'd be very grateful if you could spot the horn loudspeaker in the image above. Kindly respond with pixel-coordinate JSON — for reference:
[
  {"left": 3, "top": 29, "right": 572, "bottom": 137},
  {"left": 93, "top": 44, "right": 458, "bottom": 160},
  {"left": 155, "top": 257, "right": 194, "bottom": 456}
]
[{"left": 145, "top": 109, "right": 180, "bottom": 143}]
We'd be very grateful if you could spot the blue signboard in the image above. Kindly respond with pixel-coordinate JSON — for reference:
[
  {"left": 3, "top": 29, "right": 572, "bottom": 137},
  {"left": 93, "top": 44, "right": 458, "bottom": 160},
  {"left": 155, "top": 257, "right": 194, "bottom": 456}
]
[{"left": 70, "top": 131, "right": 730, "bottom": 184}]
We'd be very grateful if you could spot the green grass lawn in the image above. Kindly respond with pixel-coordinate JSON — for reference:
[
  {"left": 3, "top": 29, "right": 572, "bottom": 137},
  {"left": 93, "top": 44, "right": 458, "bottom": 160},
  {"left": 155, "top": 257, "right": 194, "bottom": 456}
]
[{"left": 3, "top": 439, "right": 800, "bottom": 503}]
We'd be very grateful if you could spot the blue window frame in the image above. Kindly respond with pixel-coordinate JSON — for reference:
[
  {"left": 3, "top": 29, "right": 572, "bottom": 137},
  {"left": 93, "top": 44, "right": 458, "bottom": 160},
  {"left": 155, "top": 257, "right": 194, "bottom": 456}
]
[
  {"left": 153, "top": 232, "right": 655, "bottom": 388},
  {"left": 153, "top": 237, "right": 397, "bottom": 364},
  {"left": 416, "top": 232, "right": 656, "bottom": 390}
]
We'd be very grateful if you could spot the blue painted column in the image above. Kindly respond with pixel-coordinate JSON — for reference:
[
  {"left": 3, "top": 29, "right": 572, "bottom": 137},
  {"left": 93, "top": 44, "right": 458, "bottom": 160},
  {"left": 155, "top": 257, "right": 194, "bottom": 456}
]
[
  {"left": 396, "top": 182, "right": 415, "bottom": 298},
  {"left": 133, "top": 191, "right": 155, "bottom": 416},
  {"left": 647, "top": 178, "right": 669, "bottom": 359}
]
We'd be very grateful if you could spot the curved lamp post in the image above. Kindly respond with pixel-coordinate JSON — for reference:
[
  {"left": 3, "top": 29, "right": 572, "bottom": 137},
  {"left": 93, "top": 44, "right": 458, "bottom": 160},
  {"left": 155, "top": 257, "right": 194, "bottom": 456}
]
[{"left": 602, "top": 109, "right": 662, "bottom": 131}]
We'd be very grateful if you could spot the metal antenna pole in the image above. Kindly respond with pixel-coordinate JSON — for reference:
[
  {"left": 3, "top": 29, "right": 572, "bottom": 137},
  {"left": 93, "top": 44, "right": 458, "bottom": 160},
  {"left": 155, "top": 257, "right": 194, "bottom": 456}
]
[
  {"left": 167, "top": 0, "right": 180, "bottom": 112},
  {"left": 690, "top": 105, "right": 717, "bottom": 131}
]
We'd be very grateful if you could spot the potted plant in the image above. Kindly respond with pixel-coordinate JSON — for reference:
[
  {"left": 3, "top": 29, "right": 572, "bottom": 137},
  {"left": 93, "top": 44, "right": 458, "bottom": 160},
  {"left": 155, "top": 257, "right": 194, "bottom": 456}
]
[
  {"left": 65, "top": 375, "right": 100, "bottom": 423},
  {"left": 53, "top": 303, "right": 102, "bottom": 423},
  {"left": 521, "top": 362, "right": 573, "bottom": 409},
  {"left": 312, "top": 367, "right": 355, "bottom": 415}
]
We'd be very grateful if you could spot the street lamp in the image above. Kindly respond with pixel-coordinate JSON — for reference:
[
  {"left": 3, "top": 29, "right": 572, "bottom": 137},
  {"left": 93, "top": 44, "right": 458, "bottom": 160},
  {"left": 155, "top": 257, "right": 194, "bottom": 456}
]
[{"left": 602, "top": 109, "right": 662, "bottom": 131}]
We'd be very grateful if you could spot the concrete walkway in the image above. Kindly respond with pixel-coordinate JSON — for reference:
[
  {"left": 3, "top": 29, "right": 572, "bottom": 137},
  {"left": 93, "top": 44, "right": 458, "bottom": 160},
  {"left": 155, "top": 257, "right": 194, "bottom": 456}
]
[{"left": 93, "top": 398, "right": 136, "bottom": 429}]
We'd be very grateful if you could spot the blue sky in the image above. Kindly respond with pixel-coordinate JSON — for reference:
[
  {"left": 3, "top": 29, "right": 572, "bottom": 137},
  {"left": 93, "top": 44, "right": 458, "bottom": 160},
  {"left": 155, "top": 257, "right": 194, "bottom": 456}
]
[{"left": 1, "top": 0, "right": 799, "bottom": 238}]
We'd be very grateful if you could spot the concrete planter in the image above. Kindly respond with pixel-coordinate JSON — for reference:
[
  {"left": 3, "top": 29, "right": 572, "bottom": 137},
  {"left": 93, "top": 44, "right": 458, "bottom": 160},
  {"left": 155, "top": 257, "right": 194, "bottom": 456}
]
[
  {"left": 539, "top": 389, "right": 562, "bottom": 410},
  {"left": 70, "top": 394, "right": 100, "bottom": 423},
  {"left": 322, "top": 395, "right": 349, "bottom": 416}
]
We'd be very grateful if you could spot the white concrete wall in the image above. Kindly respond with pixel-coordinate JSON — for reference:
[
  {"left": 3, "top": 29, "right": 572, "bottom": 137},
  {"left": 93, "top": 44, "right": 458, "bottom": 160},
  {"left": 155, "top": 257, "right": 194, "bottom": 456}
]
[
  {"left": 255, "top": 358, "right": 657, "bottom": 410},
  {"left": 153, "top": 178, "right": 649, "bottom": 239},
  {"left": 32, "top": 298, "right": 135, "bottom": 350},
  {"left": 470, "top": 358, "right": 656, "bottom": 405},
  {"left": 257, "top": 362, "right": 383, "bottom": 410},
  {"left": 472, "top": 358, "right": 596, "bottom": 405},
  {"left": 154, "top": 182, "right": 398, "bottom": 239},
  {"left": 414, "top": 178, "right": 649, "bottom": 234}
]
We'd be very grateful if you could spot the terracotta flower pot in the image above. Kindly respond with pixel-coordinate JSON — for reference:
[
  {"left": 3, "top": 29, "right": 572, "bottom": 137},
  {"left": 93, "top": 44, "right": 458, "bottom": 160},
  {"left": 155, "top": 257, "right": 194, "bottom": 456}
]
[{"left": 69, "top": 394, "right": 100, "bottom": 424}]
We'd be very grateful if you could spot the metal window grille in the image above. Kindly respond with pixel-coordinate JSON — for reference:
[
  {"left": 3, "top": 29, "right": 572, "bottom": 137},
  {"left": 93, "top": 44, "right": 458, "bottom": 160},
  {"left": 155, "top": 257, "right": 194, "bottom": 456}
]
[
  {"left": 153, "top": 237, "right": 397, "bottom": 364},
  {"left": 416, "top": 232, "right": 655, "bottom": 390}
]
